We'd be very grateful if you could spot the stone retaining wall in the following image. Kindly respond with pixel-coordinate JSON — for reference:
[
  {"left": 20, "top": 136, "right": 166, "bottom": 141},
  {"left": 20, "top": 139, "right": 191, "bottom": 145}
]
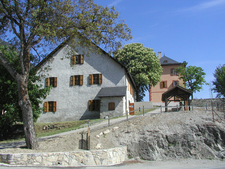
[{"left": 0, "top": 146, "right": 127, "bottom": 166}]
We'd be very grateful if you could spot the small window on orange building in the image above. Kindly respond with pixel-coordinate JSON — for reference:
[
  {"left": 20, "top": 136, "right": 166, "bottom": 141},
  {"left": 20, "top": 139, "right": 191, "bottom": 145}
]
[{"left": 160, "top": 81, "right": 167, "bottom": 88}]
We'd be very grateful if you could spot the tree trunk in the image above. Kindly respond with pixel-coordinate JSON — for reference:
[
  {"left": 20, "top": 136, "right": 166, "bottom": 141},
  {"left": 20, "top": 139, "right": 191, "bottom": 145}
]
[{"left": 17, "top": 74, "right": 39, "bottom": 149}]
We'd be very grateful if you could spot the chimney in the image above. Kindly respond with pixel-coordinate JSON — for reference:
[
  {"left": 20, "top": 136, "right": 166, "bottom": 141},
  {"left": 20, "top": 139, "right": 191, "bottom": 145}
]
[{"left": 158, "top": 52, "right": 162, "bottom": 59}]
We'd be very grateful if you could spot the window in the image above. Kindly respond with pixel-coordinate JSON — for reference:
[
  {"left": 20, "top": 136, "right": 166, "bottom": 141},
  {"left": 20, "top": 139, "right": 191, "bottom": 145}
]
[
  {"left": 173, "top": 81, "right": 179, "bottom": 86},
  {"left": 46, "top": 77, "right": 57, "bottom": 87},
  {"left": 89, "top": 100, "right": 100, "bottom": 111},
  {"left": 171, "top": 68, "right": 178, "bottom": 76},
  {"left": 44, "top": 101, "right": 57, "bottom": 112},
  {"left": 160, "top": 81, "right": 167, "bottom": 88},
  {"left": 70, "top": 75, "right": 83, "bottom": 86},
  {"left": 89, "top": 74, "right": 102, "bottom": 85},
  {"left": 108, "top": 102, "right": 115, "bottom": 110},
  {"left": 71, "top": 55, "right": 84, "bottom": 65}
]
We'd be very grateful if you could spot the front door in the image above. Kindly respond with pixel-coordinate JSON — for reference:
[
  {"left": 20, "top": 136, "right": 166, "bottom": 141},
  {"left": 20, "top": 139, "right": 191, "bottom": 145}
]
[{"left": 129, "top": 103, "right": 134, "bottom": 115}]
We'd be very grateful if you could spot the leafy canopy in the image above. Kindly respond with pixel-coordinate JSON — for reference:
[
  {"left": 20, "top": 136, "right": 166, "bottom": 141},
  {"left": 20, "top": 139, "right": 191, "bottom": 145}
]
[
  {"left": 0, "top": 45, "right": 50, "bottom": 139},
  {"left": 114, "top": 43, "right": 162, "bottom": 101},
  {"left": 175, "top": 61, "right": 207, "bottom": 96},
  {"left": 0, "top": 0, "right": 132, "bottom": 56},
  {"left": 212, "top": 64, "right": 225, "bottom": 98}
]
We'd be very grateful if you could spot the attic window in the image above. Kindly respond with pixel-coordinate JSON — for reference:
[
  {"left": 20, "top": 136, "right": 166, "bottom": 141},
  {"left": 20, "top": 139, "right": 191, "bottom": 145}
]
[{"left": 163, "top": 60, "right": 168, "bottom": 63}]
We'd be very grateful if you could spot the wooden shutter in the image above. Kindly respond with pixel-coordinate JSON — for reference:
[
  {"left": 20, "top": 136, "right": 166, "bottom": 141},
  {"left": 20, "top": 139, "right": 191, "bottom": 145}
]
[
  {"left": 44, "top": 102, "right": 48, "bottom": 112},
  {"left": 108, "top": 102, "right": 115, "bottom": 110},
  {"left": 53, "top": 101, "right": 57, "bottom": 112},
  {"left": 80, "top": 55, "right": 84, "bottom": 64},
  {"left": 89, "top": 74, "right": 93, "bottom": 85},
  {"left": 45, "top": 78, "right": 50, "bottom": 87},
  {"left": 99, "top": 74, "right": 102, "bottom": 84},
  {"left": 54, "top": 77, "right": 57, "bottom": 87},
  {"left": 164, "top": 81, "right": 167, "bottom": 88},
  {"left": 160, "top": 82, "right": 163, "bottom": 89},
  {"left": 70, "top": 76, "right": 75, "bottom": 86},
  {"left": 71, "top": 56, "right": 76, "bottom": 65},
  {"left": 80, "top": 75, "right": 83, "bottom": 85},
  {"left": 89, "top": 100, "right": 93, "bottom": 111}
]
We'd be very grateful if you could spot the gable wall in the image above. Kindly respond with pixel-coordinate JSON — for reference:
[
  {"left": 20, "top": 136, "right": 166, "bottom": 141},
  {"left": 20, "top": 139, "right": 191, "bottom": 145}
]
[
  {"left": 36, "top": 44, "right": 129, "bottom": 122},
  {"left": 150, "top": 64, "right": 183, "bottom": 103}
]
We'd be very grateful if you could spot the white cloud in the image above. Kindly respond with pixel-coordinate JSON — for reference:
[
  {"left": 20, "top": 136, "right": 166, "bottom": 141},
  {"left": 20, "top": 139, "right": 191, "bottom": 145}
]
[
  {"left": 178, "top": 0, "right": 225, "bottom": 13},
  {"left": 108, "top": 0, "right": 123, "bottom": 7}
]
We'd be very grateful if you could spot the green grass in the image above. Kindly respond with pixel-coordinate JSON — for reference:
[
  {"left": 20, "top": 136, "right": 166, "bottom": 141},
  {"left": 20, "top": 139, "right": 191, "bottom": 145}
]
[
  {"left": 0, "top": 118, "right": 101, "bottom": 143},
  {"left": 0, "top": 108, "right": 157, "bottom": 143}
]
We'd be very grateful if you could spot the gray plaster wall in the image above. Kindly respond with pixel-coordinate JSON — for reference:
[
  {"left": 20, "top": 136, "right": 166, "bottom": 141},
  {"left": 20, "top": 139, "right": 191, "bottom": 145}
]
[
  {"left": 36, "top": 43, "right": 134, "bottom": 123},
  {"left": 100, "top": 96, "right": 125, "bottom": 118}
]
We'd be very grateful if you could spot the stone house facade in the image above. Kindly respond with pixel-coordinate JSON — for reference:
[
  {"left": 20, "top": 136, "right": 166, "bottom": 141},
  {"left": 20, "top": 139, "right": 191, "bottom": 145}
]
[
  {"left": 35, "top": 39, "right": 136, "bottom": 123},
  {"left": 149, "top": 52, "right": 183, "bottom": 103}
]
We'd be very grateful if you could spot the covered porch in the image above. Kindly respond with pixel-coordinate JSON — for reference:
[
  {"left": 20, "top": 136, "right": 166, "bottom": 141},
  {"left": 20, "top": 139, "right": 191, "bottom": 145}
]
[{"left": 162, "top": 85, "right": 193, "bottom": 112}]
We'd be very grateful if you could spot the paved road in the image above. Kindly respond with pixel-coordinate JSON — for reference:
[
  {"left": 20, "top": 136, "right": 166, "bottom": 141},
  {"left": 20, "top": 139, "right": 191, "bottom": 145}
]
[{"left": 1, "top": 159, "right": 225, "bottom": 169}]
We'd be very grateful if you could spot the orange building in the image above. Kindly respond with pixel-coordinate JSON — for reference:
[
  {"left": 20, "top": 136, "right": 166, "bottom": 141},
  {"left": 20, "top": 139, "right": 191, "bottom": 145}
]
[{"left": 149, "top": 52, "right": 183, "bottom": 103}]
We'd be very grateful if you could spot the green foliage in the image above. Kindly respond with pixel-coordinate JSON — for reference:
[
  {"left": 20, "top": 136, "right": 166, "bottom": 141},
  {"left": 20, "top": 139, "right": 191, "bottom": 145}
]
[
  {"left": 212, "top": 64, "right": 225, "bottom": 98},
  {"left": 114, "top": 43, "right": 162, "bottom": 101},
  {"left": 175, "top": 61, "right": 207, "bottom": 98},
  {"left": 0, "top": 0, "right": 132, "bottom": 54},
  {"left": 0, "top": 45, "right": 50, "bottom": 139}
]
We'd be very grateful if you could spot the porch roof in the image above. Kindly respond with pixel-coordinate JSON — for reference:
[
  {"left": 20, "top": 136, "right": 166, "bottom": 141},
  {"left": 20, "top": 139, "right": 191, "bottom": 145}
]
[
  {"left": 162, "top": 85, "right": 192, "bottom": 102},
  {"left": 97, "top": 86, "right": 127, "bottom": 97}
]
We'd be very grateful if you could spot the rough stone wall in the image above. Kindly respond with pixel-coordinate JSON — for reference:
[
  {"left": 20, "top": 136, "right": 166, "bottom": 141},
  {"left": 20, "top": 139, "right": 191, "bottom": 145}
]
[
  {"left": 134, "top": 102, "right": 153, "bottom": 110},
  {"left": 0, "top": 146, "right": 127, "bottom": 166}
]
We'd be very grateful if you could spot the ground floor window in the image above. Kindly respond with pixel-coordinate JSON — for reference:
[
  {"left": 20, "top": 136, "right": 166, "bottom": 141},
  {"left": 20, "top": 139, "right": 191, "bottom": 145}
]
[
  {"left": 108, "top": 102, "right": 115, "bottom": 110},
  {"left": 88, "top": 100, "right": 100, "bottom": 111},
  {"left": 44, "top": 101, "right": 57, "bottom": 112}
]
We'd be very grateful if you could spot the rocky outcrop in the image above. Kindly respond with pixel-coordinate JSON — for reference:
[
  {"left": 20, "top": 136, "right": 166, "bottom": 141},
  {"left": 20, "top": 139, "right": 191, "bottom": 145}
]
[{"left": 95, "top": 110, "right": 225, "bottom": 161}]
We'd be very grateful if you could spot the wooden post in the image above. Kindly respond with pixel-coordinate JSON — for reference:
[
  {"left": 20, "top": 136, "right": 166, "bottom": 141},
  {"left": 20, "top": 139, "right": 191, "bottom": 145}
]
[{"left": 165, "top": 99, "right": 168, "bottom": 112}]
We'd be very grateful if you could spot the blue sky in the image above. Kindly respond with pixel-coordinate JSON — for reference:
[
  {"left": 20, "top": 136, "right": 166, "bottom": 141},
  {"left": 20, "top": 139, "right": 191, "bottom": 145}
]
[{"left": 95, "top": 0, "right": 225, "bottom": 101}]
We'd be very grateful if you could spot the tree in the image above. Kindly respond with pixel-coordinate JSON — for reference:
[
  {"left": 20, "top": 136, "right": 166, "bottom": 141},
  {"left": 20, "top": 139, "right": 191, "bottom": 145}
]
[
  {"left": 0, "top": 45, "right": 50, "bottom": 139},
  {"left": 212, "top": 64, "right": 225, "bottom": 98},
  {"left": 0, "top": 0, "right": 132, "bottom": 149},
  {"left": 114, "top": 43, "right": 162, "bottom": 101},
  {"left": 175, "top": 61, "right": 207, "bottom": 99}
]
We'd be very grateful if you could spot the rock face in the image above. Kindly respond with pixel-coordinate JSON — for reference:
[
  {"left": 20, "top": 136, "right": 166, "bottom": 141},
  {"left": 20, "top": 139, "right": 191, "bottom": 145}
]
[
  {"left": 135, "top": 124, "right": 225, "bottom": 160},
  {"left": 93, "top": 110, "right": 225, "bottom": 161}
]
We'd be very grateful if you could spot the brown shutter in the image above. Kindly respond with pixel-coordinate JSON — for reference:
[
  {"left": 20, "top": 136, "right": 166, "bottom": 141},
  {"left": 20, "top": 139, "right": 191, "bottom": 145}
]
[
  {"left": 160, "top": 82, "right": 163, "bottom": 89},
  {"left": 53, "top": 101, "right": 57, "bottom": 112},
  {"left": 80, "top": 75, "right": 83, "bottom": 85},
  {"left": 89, "top": 75, "right": 93, "bottom": 85},
  {"left": 89, "top": 100, "right": 93, "bottom": 111},
  {"left": 45, "top": 78, "right": 49, "bottom": 87},
  {"left": 165, "top": 81, "right": 167, "bottom": 88},
  {"left": 99, "top": 74, "right": 102, "bottom": 84},
  {"left": 54, "top": 77, "right": 57, "bottom": 87},
  {"left": 72, "top": 56, "right": 76, "bottom": 65},
  {"left": 70, "top": 76, "right": 74, "bottom": 86},
  {"left": 80, "top": 55, "right": 84, "bottom": 64},
  {"left": 171, "top": 69, "right": 173, "bottom": 76},
  {"left": 44, "top": 102, "right": 48, "bottom": 112}
]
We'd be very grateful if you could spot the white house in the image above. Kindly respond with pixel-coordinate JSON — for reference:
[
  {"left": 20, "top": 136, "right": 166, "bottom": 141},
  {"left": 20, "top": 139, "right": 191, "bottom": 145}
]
[{"left": 35, "top": 39, "right": 136, "bottom": 123}]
